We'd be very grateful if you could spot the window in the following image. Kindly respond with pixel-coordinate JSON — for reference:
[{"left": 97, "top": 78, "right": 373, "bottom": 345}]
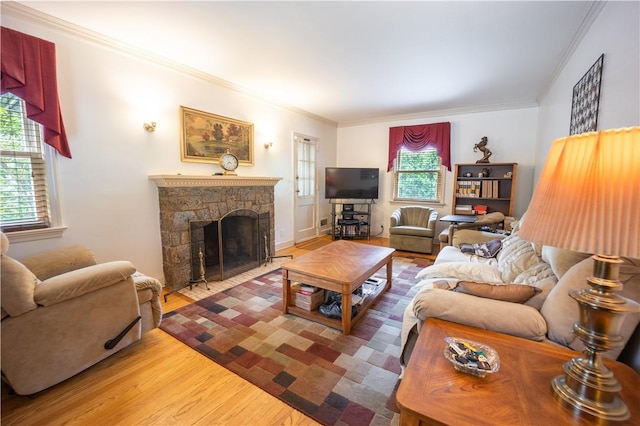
[
  {"left": 393, "top": 147, "right": 443, "bottom": 202},
  {"left": 1, "top": 92, "right": 52, "bottom": 232}
]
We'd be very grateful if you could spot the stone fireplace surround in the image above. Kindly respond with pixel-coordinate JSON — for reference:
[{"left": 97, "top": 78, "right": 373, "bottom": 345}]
[{"left": 149, "top": 175, "right": 281, "bottom": 291}]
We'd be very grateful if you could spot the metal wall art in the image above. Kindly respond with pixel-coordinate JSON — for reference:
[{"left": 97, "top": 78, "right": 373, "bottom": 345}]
[
  {"left": 180, "top": 106, "right": 254, "bottom": 165},
  {"left": 569, "top": 54, "right": 604, "bottom": 135}
]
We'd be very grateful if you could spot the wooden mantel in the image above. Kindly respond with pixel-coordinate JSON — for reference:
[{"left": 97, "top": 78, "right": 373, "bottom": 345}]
[{"left": 149, "top": 175, "right": 282, "bottom": 188}]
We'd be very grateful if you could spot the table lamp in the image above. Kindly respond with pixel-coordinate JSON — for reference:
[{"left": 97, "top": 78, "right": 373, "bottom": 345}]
[{"left": 518, "top": 126, "right": 640, "bottom": 421}]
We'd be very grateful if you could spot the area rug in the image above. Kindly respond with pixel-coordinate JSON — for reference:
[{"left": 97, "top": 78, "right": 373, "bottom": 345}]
[{"left": 160, "top": 256, "right": 432, "bottom": 426}]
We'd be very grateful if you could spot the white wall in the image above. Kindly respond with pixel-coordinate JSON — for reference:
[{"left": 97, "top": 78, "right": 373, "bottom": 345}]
[
  {"left": 336, "top": 107, "right": 539, "bottom": 237},
  {"left": 3, "top": 12, "right": 338, "bottom": 282},
  {"left": 535, "top": 1, "right": 640, "bottom": 183}
]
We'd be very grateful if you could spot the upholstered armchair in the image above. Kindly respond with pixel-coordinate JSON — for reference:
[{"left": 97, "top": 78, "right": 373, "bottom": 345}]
[
  {"left": 389, "top": 206, "right": 439, "bottom": 254},
  {"left": 438, "top": 211, "right": 505, "bottom": 248},
  {"left": 0, "top": 233, "right": 162, "bottom": 395}
]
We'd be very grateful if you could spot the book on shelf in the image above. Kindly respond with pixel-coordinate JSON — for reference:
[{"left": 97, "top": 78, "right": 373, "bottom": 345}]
[
  {"left": 473, "top": 204, "right": 488, "bottom": 214},
  {"left": 455, "top": 204, "right": 473, "bottom": 214},
  {"left": 455, "top": 180, "right": 481, "bottom": 197}
]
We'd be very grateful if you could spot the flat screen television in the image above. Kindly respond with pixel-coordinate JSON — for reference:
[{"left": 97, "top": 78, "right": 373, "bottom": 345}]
[{"left": 325, "top": 167, "right": 379, "bottom": 199}]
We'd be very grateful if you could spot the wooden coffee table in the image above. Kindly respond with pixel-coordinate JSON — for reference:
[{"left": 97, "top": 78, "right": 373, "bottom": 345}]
[
  {"left": 281, "top": 240, "right": 395, "bottom": 334},
  {"left": 397, "top": 318, "right": 640, "bottom": 426}
]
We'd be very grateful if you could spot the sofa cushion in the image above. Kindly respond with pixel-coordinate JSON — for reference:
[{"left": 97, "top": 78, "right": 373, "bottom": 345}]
[
  {"left": 459, "top": 239, "right": 502, "bottom": 258},
  {"left": 412, "top": 288, "right": 548, "bottom": 341},
  {"left": 1, "top": 255, "right": 40, "bottom": 316},
  {"left": 389, "top": 225, "right": 434, "bottom": 237},
  {"left": 541, "top": 246, "right": 591, "bottom": 279},
  {"left": 416, "top": 261, "right": 503, "bottom": 283},
  {"left": 454, "top": 281, "right": 540, "bottom": 303}
]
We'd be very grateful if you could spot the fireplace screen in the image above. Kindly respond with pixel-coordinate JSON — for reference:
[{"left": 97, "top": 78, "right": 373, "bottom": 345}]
[{"left": 189, "top": 210, "right": 270, "bottom": 281}]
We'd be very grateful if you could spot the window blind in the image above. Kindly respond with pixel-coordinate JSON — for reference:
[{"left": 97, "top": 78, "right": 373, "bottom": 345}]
[
  {"left": 394, "top": 148, "right": 443, "bottom": 202},
  {"left": 1, "top": 93, "right": 51, "bottom": 231}
]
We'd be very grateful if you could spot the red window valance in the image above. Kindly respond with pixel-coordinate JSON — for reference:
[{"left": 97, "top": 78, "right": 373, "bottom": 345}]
[
  {"left": 388, "top": 122, "right": 450, "bottom": 172},
  {"left": 1, "top": 27, "right": 71, "bottom": 158}
]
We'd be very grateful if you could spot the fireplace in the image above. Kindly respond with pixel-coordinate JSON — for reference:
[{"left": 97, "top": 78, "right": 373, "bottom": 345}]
[
  {"left": 190, "top": 209, "right": 270, "bottom": 281},
  {"left": 149, "top": 175, "right": 281, "bottom": 292}
]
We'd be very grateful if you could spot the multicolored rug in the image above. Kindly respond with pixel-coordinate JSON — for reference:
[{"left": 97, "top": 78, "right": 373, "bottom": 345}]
[{"left": 160, "top": 256, "right": 432, "bottom": 426}]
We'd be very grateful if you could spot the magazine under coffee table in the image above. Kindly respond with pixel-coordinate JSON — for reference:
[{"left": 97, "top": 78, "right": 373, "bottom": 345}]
[{"left": 281, "top": 240, "right": 395, "bottom": 334}]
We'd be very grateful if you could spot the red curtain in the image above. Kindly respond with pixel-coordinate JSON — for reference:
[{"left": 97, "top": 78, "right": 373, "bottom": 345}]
[
  {"left": 1, "top": 27, "right": 71, "bottom": 158},
  {"left": 388, "top": 122, "right": 450, "bottom": 172}
]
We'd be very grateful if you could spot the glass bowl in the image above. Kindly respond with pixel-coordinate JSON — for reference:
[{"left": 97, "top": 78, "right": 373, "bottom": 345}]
[{"left": 443, "top": 337, "right": 500, "bottom": 378}]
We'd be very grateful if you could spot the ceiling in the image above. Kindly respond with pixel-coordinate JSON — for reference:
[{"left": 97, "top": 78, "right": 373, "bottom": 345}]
[{"left": 10, "top": 1, "right": 601, "bottom": 126}]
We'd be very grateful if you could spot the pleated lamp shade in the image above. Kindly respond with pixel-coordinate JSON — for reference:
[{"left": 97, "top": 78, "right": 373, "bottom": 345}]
[{"left": 518, "top": 127, "right": 640, "bottom": 259}]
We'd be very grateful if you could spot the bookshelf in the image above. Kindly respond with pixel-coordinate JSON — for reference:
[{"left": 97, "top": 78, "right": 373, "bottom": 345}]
[{"left": 452, "top": 163, "right": 517, "bottom": 216}]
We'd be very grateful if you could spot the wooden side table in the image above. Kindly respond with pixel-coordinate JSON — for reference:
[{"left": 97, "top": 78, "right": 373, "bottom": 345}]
[
  {"left": 396, "top": 318, "right": 640, "bottom": 425},
  {"left": 439, "top": 214, "right": 477, "bottom": 225}
]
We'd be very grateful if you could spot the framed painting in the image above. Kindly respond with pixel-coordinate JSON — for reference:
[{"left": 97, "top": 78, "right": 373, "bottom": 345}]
[
  {"left": 180, "top": 106, "right": 254, "bottom": 165},
  {"left": 569, "top": 54, "right": 604, "bottom": 135}
]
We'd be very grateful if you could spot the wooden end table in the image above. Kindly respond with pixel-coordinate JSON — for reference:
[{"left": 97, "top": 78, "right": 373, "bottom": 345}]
[
  {"left": 397, "top": 318, "right": 640, "bottom": 426},
  {"left": 281, "top": 240, "right": 395, "bottom": 334}
]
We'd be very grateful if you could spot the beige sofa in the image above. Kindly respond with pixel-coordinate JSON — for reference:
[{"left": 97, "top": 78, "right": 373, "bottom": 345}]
[
  {"left": 400, "top": 222, "right": 640, "bottom": 373},
  {"left": 1, "top": 233, "right": 163, "bottom": 395}
]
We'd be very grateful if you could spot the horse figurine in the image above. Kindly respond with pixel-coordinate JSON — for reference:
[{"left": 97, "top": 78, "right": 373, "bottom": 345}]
[{"left": 473, "top": 136, "right": 492, "bottom": 163}]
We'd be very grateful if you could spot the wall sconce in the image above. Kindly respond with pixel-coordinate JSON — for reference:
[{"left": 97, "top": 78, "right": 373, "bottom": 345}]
[
  {"left": 264, "top": 142, "right": 273, "bottom": 149},
  {"left": 143, "top": 121, "right": 157, "bottom": 132}
]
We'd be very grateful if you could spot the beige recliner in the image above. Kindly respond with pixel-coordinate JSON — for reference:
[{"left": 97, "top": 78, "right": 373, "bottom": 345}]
[
  {"left": 438, "top": 211, "right": 505, "bottom": 248},
  {"left": 389, "top": 206, "right": 439, "bottom": 254},
  {"left": 0, "top": 233, "right": 162, "bottom": 395}
]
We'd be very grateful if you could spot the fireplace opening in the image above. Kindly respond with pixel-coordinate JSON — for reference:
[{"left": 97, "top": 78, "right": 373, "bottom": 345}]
[{"left": 189, "top": 209, "right": 270, "bottom": 281}]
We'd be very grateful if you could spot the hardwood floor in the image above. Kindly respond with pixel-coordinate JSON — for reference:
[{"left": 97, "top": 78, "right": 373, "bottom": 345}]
[{"left": 1, "top": 236, "right": 436, "bottom": 425}]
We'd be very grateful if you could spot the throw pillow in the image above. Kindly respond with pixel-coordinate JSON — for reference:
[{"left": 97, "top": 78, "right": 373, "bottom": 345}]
[
  {"left": 459, "top": 239, "right": 503, "bottom": 258},
  {"left": 454, "top": 281, "right": 541, "bottom": 303}
]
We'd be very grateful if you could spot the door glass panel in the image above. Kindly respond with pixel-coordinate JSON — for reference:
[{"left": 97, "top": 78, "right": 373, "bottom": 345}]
[{"left": 297, "top": 139, "right": 315, "bottom": 198}]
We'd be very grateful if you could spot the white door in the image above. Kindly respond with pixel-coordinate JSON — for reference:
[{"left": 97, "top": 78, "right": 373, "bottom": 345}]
[{"left": 294, "top": 133, "right": 318, "bottom": 243}]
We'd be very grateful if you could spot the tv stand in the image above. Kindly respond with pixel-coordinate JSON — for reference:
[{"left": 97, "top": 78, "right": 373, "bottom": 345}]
[{"left": 330, "top": 199, "right": 373, "bottom": 240}]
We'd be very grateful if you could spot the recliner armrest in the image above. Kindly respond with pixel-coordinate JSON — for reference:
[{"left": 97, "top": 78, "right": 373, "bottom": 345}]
[
  {"left": 451, "top": 229, "right": 506, "bottom": 248},
  {"left": 427, "top": 209, "right": 438, "bottom": 231},
  {"left": 34, "top": 261, "right": 137, "bottom": 306},
  {"left": 390, "top": 209, "right": 401, "bottom": 227}
]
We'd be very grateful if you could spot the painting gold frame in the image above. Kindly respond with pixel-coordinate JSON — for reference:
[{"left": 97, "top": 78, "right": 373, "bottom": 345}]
[{"left": 180, "top": 106, "right": 254, "bottom": 165}]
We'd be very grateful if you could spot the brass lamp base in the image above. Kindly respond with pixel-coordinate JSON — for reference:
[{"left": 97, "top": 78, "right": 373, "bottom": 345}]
[
  {"left": 552, "top": 359, "right": 629, "bottom": 421},
  {"left": 551, "top": 254, "right": 637, "bottom": 422}
]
